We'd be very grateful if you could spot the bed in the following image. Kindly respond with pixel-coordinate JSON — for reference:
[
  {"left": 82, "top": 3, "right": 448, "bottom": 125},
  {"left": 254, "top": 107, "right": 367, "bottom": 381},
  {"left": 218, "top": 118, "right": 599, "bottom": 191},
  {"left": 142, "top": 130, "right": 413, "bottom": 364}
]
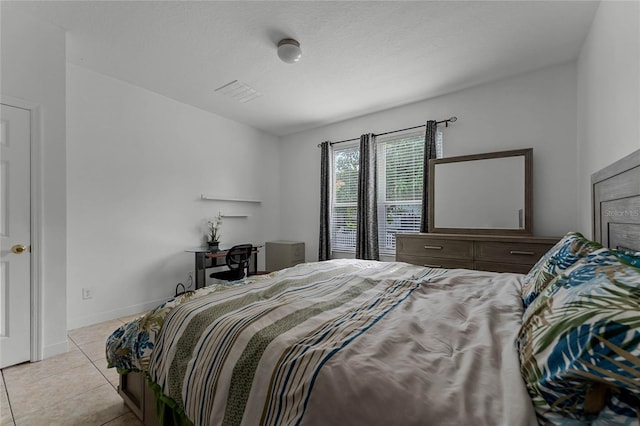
[{"left": 106, "top": 149, "right": 640, "bottom": 426}]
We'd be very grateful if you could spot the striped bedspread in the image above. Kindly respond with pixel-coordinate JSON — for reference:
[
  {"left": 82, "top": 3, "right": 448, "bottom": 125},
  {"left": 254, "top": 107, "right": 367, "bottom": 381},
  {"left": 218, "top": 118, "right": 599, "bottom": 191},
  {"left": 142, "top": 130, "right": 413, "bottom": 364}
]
[
  {"left": 149, "top": 260, "right": 432, "bottom": 425},
  {"left": 110, "top": 259, "right": 539, "bottom": 425}
]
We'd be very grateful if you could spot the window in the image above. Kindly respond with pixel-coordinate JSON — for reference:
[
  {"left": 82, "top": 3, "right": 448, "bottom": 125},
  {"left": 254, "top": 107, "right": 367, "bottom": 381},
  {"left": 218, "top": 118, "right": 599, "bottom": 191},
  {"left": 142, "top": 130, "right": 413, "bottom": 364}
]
[
  {"left": 377, "top": 132, "right": 425, "bottom": 253},
  {"left": 332, "top": 146, "right": 359, "bottom": 251},
  {"left": 331, "top": 131, "right": 443, "bottom": 254}
]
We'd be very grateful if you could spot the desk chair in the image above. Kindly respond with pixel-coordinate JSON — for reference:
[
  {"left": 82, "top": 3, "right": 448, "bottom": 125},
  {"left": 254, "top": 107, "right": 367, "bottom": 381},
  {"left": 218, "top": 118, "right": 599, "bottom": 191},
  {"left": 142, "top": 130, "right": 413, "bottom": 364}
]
[{"left": 210, "top": 244, "right": 253, "bottom": 281}]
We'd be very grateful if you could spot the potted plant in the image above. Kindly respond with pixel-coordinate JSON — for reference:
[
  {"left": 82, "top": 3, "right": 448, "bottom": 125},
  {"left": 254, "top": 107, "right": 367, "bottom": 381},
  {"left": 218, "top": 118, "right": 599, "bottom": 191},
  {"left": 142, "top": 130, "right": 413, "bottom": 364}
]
[{"left": 207, "top": 214, "right": 222, "bottom": 251}]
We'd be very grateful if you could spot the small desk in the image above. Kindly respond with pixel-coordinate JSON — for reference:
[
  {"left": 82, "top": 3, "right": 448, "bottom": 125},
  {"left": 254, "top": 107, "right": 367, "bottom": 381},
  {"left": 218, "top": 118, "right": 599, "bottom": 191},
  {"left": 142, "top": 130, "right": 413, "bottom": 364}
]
[{"left": 185, "top": 245, "right": 261, "bottom": 289}]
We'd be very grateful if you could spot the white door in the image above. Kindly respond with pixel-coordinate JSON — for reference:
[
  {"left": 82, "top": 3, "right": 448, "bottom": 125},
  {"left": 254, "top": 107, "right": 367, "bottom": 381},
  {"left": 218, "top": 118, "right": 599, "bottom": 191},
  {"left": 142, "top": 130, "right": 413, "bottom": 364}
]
[{"left": 0, "top": 104, "right": 31, "bottom": 368}]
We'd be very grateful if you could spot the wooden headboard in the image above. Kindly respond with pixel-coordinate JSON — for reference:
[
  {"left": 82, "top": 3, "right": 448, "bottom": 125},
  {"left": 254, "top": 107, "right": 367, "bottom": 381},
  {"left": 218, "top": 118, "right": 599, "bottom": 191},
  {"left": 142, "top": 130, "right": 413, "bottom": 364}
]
[{"left": 592, "top": 149, "right": 640, "bottom": 251}]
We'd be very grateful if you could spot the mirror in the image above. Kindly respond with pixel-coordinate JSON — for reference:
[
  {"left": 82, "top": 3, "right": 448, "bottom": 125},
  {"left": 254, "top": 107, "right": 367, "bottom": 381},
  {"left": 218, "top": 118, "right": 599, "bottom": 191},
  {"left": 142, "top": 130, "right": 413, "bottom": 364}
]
[{"left": 428, "top": 148, "right": 532, "bottom": 235}]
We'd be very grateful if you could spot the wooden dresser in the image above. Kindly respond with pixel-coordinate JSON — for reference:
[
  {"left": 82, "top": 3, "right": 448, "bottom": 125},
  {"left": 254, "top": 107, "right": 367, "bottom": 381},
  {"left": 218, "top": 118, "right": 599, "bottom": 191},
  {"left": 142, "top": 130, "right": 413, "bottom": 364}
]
[{"left": 396, "top": 233, "right": 559, "bottom": 274}]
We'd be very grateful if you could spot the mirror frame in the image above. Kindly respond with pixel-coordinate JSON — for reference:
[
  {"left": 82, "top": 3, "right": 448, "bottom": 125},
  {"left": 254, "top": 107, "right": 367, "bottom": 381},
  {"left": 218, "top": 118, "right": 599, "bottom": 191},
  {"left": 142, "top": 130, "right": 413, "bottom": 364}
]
[{"left": 428, "top": 148, "right": 533, "bottom": 235}]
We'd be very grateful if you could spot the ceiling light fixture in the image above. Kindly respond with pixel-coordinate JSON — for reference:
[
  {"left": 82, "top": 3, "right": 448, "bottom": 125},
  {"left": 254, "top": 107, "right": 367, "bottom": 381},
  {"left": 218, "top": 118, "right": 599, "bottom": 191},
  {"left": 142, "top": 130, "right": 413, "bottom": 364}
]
[{"left": 277, "top": 38, "right": 302, "bottom": 64}]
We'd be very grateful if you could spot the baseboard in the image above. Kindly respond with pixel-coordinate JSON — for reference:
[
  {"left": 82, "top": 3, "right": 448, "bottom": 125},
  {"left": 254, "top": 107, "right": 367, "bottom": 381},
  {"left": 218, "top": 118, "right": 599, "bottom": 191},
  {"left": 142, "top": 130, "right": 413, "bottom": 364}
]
[
  {"left": 67, "top": 297, "right": 168, "bottom": 330},
  {"left": 42, "top": 339, "right": 69, "bottom": 359}
]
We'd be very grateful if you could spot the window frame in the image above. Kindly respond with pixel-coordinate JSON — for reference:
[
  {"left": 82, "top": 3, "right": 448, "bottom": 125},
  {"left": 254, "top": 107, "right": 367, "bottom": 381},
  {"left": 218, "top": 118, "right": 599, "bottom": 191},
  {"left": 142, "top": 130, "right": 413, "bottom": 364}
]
[
  {"left": 376, "top": 131, "right": 426, "bottom": 254},
  {"left": 331, "top": 143, "right": 360, "bottom": 252}
]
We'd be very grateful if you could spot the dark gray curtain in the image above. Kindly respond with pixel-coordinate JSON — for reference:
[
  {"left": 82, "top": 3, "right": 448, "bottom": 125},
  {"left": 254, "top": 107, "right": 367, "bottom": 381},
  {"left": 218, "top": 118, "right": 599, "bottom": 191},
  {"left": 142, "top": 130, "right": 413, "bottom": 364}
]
[
  {"left": 318, "top": 141, "right": 332, "bottom": 261},
  {"left": 420, "top": 120, "right": 438, "bottom": 233},
  {"left": 356, "top": 133, "right": 379, "bottom": 260}
]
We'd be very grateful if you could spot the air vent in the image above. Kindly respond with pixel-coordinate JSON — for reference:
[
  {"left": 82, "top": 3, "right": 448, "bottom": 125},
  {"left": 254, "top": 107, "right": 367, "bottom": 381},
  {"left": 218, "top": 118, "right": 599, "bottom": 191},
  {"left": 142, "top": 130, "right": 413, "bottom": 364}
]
[{"left": 214, "top": 80, "right": 262, "bottom": 104}]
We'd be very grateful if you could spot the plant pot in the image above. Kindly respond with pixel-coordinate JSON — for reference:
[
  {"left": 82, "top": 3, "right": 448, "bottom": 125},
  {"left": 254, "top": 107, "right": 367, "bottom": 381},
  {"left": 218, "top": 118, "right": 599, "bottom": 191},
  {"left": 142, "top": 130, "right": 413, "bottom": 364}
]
[{"left": 207, "top": 241, "right": 220, "bottom": 252}]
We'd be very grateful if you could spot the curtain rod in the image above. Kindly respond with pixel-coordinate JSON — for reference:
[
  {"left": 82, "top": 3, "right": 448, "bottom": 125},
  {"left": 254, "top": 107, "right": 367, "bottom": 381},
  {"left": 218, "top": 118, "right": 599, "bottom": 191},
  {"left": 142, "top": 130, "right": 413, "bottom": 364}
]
[{"left": 317, "top": 116, "right": 457, "bottom": 148}]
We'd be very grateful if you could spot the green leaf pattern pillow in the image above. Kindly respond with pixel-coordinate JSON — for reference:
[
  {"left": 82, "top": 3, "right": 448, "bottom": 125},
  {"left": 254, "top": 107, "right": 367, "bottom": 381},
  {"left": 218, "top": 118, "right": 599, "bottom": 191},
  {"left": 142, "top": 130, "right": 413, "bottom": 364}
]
[
  {"left": 521, "top": 232, "right": 602, "bottom": 309},
  {"left": 615, "top": 250, "right": 640, "bottom": 268},
  {"left": 518, "top": 248, "right": 640, "bottom": 425}
]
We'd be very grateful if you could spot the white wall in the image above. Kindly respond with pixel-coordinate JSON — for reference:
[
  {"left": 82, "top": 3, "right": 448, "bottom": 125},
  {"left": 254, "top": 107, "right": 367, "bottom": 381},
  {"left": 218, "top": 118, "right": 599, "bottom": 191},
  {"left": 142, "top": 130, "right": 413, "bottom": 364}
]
[
  {"left": 1, "top": 9, "right": 68, "bottom": 358},
  {"left": 67, "top": 64, "right": 281, "bottom": 329},
  {"left": 280, "top": 62, "right": 579, "bottom": 262},
  {"left": 577, "top": 0, "right": 640, "bottom": 238}
]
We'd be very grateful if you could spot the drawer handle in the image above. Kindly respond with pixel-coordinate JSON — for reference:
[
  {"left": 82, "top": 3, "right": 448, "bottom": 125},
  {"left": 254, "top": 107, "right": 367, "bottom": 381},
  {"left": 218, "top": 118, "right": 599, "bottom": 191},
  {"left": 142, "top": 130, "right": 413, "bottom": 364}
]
[
  {"left": 424, "top": 264, "right": 442, "bottom": 268},
  {"left": 423, "top": 245, "right": 443, "bottom": 250},
  {"left": 510, "top": 250, "right": 535, "bottom": 256}
]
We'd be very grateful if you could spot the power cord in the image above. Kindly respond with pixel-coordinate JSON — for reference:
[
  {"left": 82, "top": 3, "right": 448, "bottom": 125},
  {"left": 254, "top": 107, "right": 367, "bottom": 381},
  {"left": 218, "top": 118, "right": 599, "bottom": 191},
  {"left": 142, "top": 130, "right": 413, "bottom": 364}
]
[
  {"left": 175, "top": 272, "right": 195, "bottom": 297},
  {"left": 175, "top": 282, "right": 186, "bottom": 297}
]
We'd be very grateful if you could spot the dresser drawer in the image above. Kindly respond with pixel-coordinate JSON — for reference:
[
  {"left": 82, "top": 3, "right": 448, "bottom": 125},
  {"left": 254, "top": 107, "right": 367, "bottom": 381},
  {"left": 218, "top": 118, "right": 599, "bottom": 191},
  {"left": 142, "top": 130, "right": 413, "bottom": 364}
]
[
  {"left": 396, "top": 236, "right": 473, "bottom": 259},
  {"left": 474, "top": 261, "right": 534, "bottom": 274},
  {"left": 474, "top": 241, "right": 552, "bottom": 266},
  {"left": 396, "top": 254, "right": 473, "bottom": 270}
]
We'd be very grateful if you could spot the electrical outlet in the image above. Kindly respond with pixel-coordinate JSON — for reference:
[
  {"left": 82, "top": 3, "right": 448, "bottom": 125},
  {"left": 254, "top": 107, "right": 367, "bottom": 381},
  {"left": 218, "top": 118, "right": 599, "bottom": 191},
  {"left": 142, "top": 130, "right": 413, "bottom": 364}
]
[{"left": 82, "top": 288, "right": 93, "bottom": 300}]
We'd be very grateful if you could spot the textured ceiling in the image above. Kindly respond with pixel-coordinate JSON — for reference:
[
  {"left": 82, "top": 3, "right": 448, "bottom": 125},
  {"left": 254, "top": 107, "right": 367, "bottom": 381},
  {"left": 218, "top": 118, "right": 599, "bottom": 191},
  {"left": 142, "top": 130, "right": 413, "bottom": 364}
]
[{"left": 6, "top": 1, "right": 600, "bottom": 136}]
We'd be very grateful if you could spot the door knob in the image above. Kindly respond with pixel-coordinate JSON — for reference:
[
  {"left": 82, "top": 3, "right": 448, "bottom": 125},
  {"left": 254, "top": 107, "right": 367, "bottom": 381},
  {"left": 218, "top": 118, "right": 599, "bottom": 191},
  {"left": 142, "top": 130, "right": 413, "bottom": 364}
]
[{"left": 11, "top": 244, "right": 27, "bottom": 254}]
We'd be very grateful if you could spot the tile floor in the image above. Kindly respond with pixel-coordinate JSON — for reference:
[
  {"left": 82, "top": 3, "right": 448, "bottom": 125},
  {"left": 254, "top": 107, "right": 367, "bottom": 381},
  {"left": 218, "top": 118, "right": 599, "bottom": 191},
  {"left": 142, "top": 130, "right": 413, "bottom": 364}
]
[{"left": 1, "top": 313, "right": 147, "bottom": 426}]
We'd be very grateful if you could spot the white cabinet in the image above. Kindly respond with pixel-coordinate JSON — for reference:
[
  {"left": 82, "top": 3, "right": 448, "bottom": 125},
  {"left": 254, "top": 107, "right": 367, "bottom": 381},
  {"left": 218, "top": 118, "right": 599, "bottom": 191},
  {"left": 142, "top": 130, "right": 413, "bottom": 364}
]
[{"left": 266, "top": 241, "right": 305, "bottom": 272}]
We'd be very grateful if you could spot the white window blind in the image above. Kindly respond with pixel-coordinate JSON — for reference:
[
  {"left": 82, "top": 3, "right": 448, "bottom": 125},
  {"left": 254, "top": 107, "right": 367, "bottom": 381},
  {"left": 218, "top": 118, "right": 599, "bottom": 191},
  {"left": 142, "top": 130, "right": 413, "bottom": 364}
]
[
  {"left": 377, "top": 132, "right": 425, "bottom": 253},
  {"left": 330, "top": 130, "right": 442, "bottom": 254}
]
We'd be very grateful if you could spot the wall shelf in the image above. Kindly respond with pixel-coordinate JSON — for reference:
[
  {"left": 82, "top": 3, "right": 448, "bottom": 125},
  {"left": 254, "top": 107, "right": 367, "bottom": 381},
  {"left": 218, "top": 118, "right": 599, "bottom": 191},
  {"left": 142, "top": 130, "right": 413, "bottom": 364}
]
[
  {"left": 220, "top": 214, "right": 250, "bottom": 218},
  {"left": 200, "top": 194, "right": 262, "bottom": 203}
]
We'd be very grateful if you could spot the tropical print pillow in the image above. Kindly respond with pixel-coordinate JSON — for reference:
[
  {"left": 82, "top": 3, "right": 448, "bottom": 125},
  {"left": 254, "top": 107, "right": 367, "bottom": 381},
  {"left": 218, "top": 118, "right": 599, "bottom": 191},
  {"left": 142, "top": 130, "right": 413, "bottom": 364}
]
[
  {"left": 615, "top": 249, "right": 640, "bottom": 268},
  {"left": 521, "top": 232, "right": 602, "bottom": 308},
  {"left": 518, "top": 248, "right": 640, "bottom": 425},
  {"left": 106, "top": 284, "right": 230, "bottom": 372}
]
